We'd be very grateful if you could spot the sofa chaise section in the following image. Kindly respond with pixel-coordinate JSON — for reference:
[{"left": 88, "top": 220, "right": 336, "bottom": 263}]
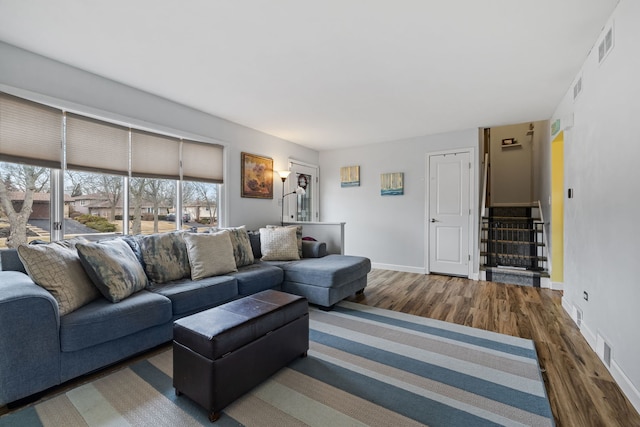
[{"left": 275, "top": 255, "right": 371, "bottom": 310}]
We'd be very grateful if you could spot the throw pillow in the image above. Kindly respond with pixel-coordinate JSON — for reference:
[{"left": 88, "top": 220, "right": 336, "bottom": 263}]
[
  {"left": 76, "top": 239, "right": 149, "bottom": 303},
  {"left": 260, "top": 227, "right": 300, "bottom": 261},
  {"left": 267, "top": 225, "right": 303, "bottom": 257},
  {"left": 137, "top": 231, "right": 191, "bottom": 283},
  {"left": 209, "top": 225, "right": 254, "bottom": 267},
  {"left": 17, "top": 239, "right": 100, "bottom": 315},
  {"left": 183, "top": 231, "right": 238, "bottom": 280}
]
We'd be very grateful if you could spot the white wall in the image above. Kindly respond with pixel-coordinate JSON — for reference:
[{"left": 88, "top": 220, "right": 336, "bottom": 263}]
[
  {"left": 490, "top": 121, "right": 547, "bottom": 206},
  {"left": 551, "top": 0, "right": 640, "bottom": 410},
  {"left": 319, "top": 129, "right": 480, "bottom": 273},
  {"left": 0, "top": 42, "right": 318, "bottom": 230}
]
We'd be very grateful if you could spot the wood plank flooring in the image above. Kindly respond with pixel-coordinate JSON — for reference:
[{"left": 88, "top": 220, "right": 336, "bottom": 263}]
[{"left": 345, "top": 269, "right": 640, "bottom": 427}]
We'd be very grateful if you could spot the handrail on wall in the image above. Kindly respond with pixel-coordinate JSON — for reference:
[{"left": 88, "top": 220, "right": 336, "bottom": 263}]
[{"left": 481, "top": 152, "right": 489, "bottom": 216}]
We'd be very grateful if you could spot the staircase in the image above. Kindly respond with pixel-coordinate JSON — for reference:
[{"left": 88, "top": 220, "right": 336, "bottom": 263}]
[{"left": 480, "top": 206, "right": 549, "bottom": 287}]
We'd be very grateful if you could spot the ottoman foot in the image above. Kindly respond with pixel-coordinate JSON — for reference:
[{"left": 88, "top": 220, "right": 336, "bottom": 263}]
[
  {"left": 356, "top": 288, "right": 365, "bottom": 295},
  {"left": 175, "top": 389, "right": 182, "bottom": 396},
  {"left": 319, "top": 304, "right": 335, "bottom": 311},
  {"left": 301, "top": 350, "right": 308, "bottom": 358},
  {"left": 209, "top": 411, "right": 221, "bottom": 423}
]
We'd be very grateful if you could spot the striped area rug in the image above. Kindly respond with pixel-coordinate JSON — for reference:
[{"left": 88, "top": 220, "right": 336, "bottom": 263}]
[{"left": 0, "top": 301, "right": 554, "bottom": 427}]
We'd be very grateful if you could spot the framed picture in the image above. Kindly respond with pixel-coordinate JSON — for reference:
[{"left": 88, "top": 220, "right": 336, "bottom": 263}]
[
  {"left": 340, "top": 165, "right": 360, "bottom": 187},
  {"left": 381, "top": 172, "right": 404, "bottom": 196},
  {"left": 241, "top": 152, "right": 273, "bottom": 199}
]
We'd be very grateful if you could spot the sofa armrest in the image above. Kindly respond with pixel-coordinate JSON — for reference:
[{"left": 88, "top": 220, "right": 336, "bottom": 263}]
[
  {"left": 302, "top": 240, "right": 327, "bottom": 258},
  {"left": 0, "top": 271, "right": 61, "bottom": 406}
]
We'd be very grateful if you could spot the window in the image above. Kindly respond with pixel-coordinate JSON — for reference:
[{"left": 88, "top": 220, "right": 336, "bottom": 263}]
[
  {"left": 183, "top": 181, "right": 219, "bottom": 229},
  {"left": 129, "top": 177, "right": 177, "bottom": 235},
  {"left": 0, "top": 93, "right": 60, "bottom": 248},
  {"left": 0, "top": 91, "right": 225, "bottom": 247},
  {"left": 65, "top": 170, "right": 123, "bottom": 239},
  {"left": 0, "top": 162, "right": 51, "bottom": 248}
]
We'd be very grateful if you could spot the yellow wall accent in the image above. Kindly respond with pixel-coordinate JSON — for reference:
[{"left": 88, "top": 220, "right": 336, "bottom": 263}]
[{"left": 551, "top": 132, "right": 564, "bottom": 283}]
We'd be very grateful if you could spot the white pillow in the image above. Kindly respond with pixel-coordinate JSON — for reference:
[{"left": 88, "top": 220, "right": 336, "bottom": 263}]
[
  {"left": 260, "top": 227, "right": 300, "bottom": 261},
  {"left": 182, "top": 231, "right": 237, "bottom": 280}
]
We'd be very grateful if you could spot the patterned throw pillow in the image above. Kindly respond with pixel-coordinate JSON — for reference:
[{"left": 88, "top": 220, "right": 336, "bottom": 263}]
[
  {"left": 76, "top": 239, "right": 149, "bottom": 303},
  {"left": 182, "top": 231, "right": 237, "bottom": 280},
  {"left": 267, "top": 225, "right": 303, "bottom": 257},
  {"left": 17, "top": 239, "right": 100, "bottom": 315},
  {"left": 137, "top": 231, "right": 191, "bottom": 283},
  {"left": 260, "top": 227, "right": 300, "bottom": 261},
  {"left": 209, "top": 225, "right": 254, "bottom": 267}
]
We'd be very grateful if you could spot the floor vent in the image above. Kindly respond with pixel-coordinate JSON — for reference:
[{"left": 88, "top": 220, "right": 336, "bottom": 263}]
[{"left": 598, "top": 25, "right": 614, "bottom": 63}]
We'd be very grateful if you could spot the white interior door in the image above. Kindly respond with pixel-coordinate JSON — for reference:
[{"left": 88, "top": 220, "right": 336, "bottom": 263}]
[
  {"left": 286, "top": 160, "right": 319, "bottom": 222},
  {"left": 428, "top": 151, "right": 470, "bottom": 276}
]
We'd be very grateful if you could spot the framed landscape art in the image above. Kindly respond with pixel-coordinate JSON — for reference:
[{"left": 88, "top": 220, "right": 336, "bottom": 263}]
[
  {"left": 241, "top": 152, "right": 273, "bottom": 199},
  {"left": 381, "top": 172, "right": 404, "bottom": 196}
]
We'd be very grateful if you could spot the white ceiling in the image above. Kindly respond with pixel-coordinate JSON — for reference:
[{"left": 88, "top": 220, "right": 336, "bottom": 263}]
[{"left": 0, "top": 0, "right": 618, "bottom": 151}]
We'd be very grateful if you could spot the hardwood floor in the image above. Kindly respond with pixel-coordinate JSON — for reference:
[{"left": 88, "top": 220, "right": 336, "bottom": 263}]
[{"left": 345, "top": 269, "right": 640, "bottom": 427}]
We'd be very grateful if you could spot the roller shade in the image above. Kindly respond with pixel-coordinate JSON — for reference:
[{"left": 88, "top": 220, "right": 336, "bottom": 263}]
[
  {"left": 65, "top": 113, "right": 129, "bottom": 175},
  {"left": 0, "top": 92, "right": 62, "bottom": 168},
  {"left": 131, "top": 129, "right": 180, "bottom": 179},
  {"left": 182, "top": 140, "right": 224, "bottom": 183}
]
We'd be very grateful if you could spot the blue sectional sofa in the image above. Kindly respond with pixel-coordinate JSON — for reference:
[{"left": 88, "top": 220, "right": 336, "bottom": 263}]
[{"left": 0, "top": 228, "right": 371, "bottom": 407}]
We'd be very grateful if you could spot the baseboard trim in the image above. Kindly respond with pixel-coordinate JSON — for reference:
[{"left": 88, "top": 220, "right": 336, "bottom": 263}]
[
  {"left": 561, "top": 295, "right": 574, "bottom": 322},
  {"left": 548, "top": 280, "right": 563, "bottom": 290},
  {"left": 611, "top": 359, "right": 640, "bottom": 414},
  {"left": 562, "top": 296, "right": 640, "bottom": 413},
  {"left": 371, "top": 263, "right": 426, "bottom": 274},
  {"left": 562, "top": 297, "right": 640, "bottom": 414}
]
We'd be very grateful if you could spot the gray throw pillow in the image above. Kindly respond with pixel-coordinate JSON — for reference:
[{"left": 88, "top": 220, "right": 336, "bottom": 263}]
[
  {"left": 137, "top": 231, "right": 191, "bottom": 283},
  {"left": 76, "top": 239, "right": 149, "bottom": 303}
]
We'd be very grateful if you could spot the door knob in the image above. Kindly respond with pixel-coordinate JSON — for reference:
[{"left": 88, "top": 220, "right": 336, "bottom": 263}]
[{"left": 431, "top": 218, "right": 438, "bottom": 223}]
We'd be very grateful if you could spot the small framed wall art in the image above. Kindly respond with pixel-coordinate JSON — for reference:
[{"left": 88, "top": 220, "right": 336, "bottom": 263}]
[
  {"left": 340, "top": 165, "right": 360, "bottom": 187},
  {"left": 241, "top": 152, "right": 273, "bottom": 199},
  {"left": 381, "top": 172, "right": 404, "bottom": 196}
]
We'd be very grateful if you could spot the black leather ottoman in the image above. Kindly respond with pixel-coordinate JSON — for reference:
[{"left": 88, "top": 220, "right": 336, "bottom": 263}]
[{"left": 173, "top": 290, "right": 309, "bottom": 422}]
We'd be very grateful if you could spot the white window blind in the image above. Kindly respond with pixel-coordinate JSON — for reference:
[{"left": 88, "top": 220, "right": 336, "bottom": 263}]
[
  {"left": 0, "top": 92, "right": 62, "bottom": 168},
  {"left": 182, "top": 140, "right": 224, "bottom": 183},
  {"left": 131, "top": 129, "right": 180, "bottom": 179},
  {"left": 65, "top": 113, "right": 129, "bottom": 175}
]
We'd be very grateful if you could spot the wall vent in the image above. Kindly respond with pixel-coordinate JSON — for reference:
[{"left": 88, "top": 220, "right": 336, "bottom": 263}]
[
  {"left": 573, "top": 77, "right": 582, "bottom": 100},
  {"left": 603, "top": 342, "right": 612, "bottom": 367},
  {"left": 596, "top": 333, "right": 612, "bottom": 368},
  {"left": 598, "top": 25, "right": 614, "bottom": 64}
]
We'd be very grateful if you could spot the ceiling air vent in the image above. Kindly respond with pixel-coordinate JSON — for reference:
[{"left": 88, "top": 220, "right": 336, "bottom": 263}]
[
  {"left": 573, "top": 77, "right": 582, "bottom": 100},
  {"left": 598, "top": 25, "right": 614, "bottom": 64}
]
